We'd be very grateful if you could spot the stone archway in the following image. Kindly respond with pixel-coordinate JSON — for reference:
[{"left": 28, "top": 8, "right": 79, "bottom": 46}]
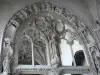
[{"left": 0, "top": 1, "right": 99, "bottom": 75}]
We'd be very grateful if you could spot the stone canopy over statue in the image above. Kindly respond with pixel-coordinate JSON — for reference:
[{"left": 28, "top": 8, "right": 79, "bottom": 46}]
[{"left": 0, "top": 38, "right": 13, "bottom": 75}]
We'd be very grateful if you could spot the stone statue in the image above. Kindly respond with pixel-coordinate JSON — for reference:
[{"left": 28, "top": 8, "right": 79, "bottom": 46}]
[
  {"left": 89, "top": 45, "right": 100, "bottom": 74},
  {"left": 49, "top": 33, "right": 60, "bottom": 67},
  {"left": 35, "top": 17, "right": 48, "bottom": 31},
  {"left": 0, "top": 38, "right": 13, "bottom": 75}
]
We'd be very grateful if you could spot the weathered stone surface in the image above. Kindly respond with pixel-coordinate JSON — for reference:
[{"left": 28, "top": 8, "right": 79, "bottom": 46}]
[{"left": 0, "top": 1, "right": 99, "bottom": 75}]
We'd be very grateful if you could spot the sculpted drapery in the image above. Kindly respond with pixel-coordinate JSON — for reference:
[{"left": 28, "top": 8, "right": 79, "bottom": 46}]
[
  {"left": 0, "top": 1, "right": 100, "bottom": 75},
  {"left": 0, "top": 38, "right": 13, "bottom": 75},
  {"left": 35, "top": 16, "right": 62, "bottom": 66}
]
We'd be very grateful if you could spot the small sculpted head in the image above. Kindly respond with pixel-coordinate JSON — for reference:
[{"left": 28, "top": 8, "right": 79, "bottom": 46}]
[{"left": 4, "top": 38, "right": 11, "bottom": 46}]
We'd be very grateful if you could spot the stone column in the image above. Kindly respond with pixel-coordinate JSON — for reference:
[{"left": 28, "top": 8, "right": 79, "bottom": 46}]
[
  {"left": 46, "top": 43, "right": 51, "bottom": 67},
  {"left": 69, "top": 43, "right": 76, "bottom": 66}
]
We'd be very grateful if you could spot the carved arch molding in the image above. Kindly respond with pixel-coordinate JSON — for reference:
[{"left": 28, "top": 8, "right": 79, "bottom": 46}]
[{"left": 0, "top": 1, "right": 100, "bottom": 75}]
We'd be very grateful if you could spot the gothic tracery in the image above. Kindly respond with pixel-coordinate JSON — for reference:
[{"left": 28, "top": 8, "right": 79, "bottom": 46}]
[{"left": 0, "top": 1, "right": 100, "bottom": 75}]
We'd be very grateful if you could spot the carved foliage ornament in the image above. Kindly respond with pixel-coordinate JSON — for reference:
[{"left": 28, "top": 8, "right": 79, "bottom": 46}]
[{"left": 1, "top": 1, "right": 99, "bottom": 75}]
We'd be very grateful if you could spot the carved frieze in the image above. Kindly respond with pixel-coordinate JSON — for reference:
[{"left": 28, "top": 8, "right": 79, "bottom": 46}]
[{"left": 89, "top": 44, "right": 100, "bottom": 74}]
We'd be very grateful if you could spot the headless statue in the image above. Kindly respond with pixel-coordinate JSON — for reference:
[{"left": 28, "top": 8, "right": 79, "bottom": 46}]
[{"left": 0, "top": 38, "right": 13, "bottom": 75}]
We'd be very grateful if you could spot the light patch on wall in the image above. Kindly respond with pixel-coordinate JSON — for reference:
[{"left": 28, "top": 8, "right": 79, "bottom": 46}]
[
  {"left": 60, "top": 39, "right": 84, "bottom": 66},
  {"left": 72, "top": 40, "right": 84, "bottom": 54},
  {"left": 60, "top": 39, "right": 73, "bottom": 66}
]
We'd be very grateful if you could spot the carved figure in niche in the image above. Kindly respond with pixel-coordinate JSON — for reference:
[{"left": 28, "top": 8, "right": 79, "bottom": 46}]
[
  {"left": 45, "top": 14, "right": 53, "bottom": 23},
  {"left": 49, "top": 32, "right": 60, "bottom": 67},
  {"left": 41, "top": 2, "right": 51, "bottom": 11},
  {"left": 61, "top": 29, "right": 75, "bottom": 44},
  {"left": 45, "top": 14, "right": 53, "bottom": 29},
  {"left": 0, "top": 38, "right": 13, "bottom": 75},
  {"left": 68, "top": 15, "right": 77, "bottom": 26},
  {"left": 68, "top": 15, "right": 84, "bottom": 29},
  {"left": 35, "top": 17, "right": 48, "bottom": 31},
  {"left": 81, "top": 27, "right": 95, "bottom": 45},
  {"left": 89, "top": 45, "right": 100, "bottom": 73}
]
